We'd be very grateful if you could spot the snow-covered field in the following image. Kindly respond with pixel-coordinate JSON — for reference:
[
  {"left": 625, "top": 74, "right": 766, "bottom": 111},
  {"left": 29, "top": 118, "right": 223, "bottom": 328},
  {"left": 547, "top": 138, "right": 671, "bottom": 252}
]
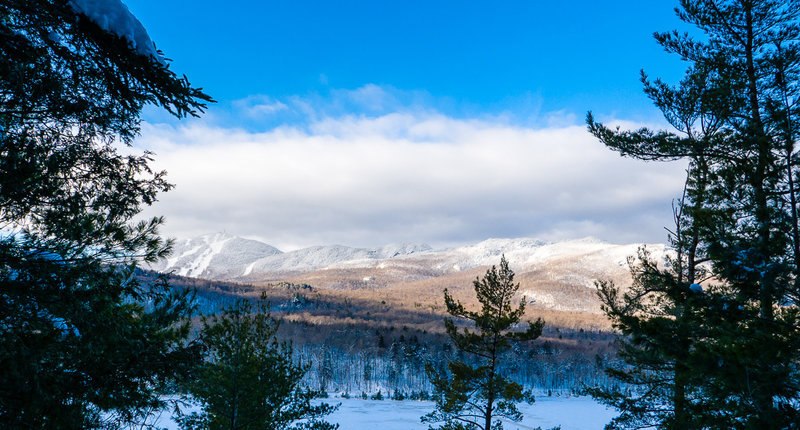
[{"left": 155, "top": 396, "right": 616, "bottom": 429}]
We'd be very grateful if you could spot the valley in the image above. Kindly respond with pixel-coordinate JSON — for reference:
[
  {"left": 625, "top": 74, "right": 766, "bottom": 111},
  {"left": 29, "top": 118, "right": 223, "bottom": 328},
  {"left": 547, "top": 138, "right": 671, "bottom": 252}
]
[{"left": 145, "top": 233, "right": 663, "bottom": 396}]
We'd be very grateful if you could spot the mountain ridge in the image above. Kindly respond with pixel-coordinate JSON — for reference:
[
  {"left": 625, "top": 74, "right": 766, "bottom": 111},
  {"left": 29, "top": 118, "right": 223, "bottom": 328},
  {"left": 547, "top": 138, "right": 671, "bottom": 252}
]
[{"left": 150, "top": 233, "right": 667, "bottom": 294}]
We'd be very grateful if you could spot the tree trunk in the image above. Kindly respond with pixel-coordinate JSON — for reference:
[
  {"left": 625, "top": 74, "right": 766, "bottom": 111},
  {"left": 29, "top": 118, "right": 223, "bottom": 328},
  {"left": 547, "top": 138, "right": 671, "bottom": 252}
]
[{"left": 744, "top": 5, "right": 777, "bottom": 427}]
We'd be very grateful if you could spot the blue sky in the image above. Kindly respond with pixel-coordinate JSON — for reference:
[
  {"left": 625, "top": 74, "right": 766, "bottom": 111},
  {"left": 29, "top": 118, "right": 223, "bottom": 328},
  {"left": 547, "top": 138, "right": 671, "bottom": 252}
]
[
  {"left": 127, "top": 1, "right": 693, "bottom": 249},
  {"left": 129, "top": 1, "right": 689, "bottom": 125}
]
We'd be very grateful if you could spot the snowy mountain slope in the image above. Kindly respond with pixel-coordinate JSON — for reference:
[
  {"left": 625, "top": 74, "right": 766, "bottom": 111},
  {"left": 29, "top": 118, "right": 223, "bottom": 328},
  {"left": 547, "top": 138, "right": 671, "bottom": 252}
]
[
  {"left": 278, "top": 237, "right": 667, "bottom": 313},
  {"left": 367, "top": 237, "right": 666, "bottom": 279},
  {"left": 150, "top": 233, "right": 433, "bottom": 280},
  {"left": 150, "top": 233, "right": 669, "bottom": 314},
  {"left": 246, "top": 242, "right": 434, "bottom": 275},
  {"left": 152, "top": 233, "right": 665, "bottom": 286},
  {"left": 149, "top": 232, "right": 282, "bottom": 279}
]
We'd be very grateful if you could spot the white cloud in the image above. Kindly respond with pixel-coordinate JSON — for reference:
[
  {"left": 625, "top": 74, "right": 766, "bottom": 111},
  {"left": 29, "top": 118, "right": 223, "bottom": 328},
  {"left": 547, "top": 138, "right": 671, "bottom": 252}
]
[
  {"left": 135, "top": 101, "right": 686, "bottom": 251},
  {"left": 231, "top": 95, "right": 288, "bottom": 117}
]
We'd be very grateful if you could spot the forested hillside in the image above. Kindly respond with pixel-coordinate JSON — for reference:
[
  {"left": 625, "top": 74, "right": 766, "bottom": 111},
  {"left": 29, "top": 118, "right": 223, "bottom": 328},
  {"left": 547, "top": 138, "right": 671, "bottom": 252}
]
[{"left": 138, "top": 269, "right": 621, "bottom": 397}]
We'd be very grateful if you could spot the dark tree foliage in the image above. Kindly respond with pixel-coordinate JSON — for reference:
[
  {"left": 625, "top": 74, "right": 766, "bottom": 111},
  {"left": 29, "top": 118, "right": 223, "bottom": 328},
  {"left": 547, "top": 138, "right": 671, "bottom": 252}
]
[
  {"left": 0, "top": 0, "right": 211, "bottom": 428},
  {"left": 423, "top": 256, "right": 548, "bottom": 430},
  {"left": 591, "top": 247, "right": 708, "bottom": 430},
  {"left": 588, "top": 65, "right": 718, "bottom": 430},
  {"left": 588, "top": 1, "right": 800, "bottom": 428},
  {"left": 178, "top": 297, "right": 338, "bottom": 430}
]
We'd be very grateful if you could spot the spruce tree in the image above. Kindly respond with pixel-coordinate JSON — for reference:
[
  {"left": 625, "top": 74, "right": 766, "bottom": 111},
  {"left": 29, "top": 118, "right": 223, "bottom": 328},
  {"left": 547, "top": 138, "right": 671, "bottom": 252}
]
[
  {"left": 0, "top": 0, "right": 211, "bottom": 427},
  {"left": 178, "top": 297, "right": 338, "bottom": 430},
  {"left": 422, "top": 256, "right": 546, "bottom": 430},
  {"left": 588, "top": 0, "right": 800, "bottom": 428}
]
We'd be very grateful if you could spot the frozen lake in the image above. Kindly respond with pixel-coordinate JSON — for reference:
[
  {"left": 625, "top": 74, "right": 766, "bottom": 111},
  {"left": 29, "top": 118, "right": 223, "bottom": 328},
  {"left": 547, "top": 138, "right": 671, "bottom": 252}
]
[
  {"left": 155, "top": 395, "right": 616, "bottom": 429},
  {"left": 327, "top": 396, "right": 616, "bottom": 429}
]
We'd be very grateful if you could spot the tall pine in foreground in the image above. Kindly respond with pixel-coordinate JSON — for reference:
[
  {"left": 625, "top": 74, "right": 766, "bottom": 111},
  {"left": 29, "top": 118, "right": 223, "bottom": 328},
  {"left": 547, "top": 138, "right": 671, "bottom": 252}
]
[
  {"left": 588, "top": 0, "right": 800, "bottom": 428},
  {"left": 423, "top": 256, "right": 549, "bottom": 430},
  {"left": 588, "top": 65, "right": 716, "bottom": 430},
  {"left": 0, "top": 0, "right": 211, "bottom": 428}
]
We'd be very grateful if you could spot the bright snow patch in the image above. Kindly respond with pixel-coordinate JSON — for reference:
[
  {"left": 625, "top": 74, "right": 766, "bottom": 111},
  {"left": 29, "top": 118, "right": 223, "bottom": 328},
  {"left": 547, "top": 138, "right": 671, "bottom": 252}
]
[
  {"left": 68, "top": 0, "right": 164, "bottom": 62},
  {"left": 181, "top": 234, "right": 233, "bottom": 277},
  {"left": 242, "top": 261, "right": 256, "bottom": 277},
  {"left": 152, "top": 396, "right": 616, "bottom": 430}
]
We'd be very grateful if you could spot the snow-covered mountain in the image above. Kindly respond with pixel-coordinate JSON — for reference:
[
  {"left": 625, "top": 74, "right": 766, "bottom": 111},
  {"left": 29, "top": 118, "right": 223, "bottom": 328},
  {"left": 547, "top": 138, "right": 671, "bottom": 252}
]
[
  {"left": 149, "top": 232, "right": 433, "bottom": 280},
  {"left": 151, "top": 233, "right": 666, "bottom": 288},
  {"left": 411, "top": 237, "right": 649, "bottom": 275},
  {"left": 151, "top": 232, "right": 282, "bottom": 279}
]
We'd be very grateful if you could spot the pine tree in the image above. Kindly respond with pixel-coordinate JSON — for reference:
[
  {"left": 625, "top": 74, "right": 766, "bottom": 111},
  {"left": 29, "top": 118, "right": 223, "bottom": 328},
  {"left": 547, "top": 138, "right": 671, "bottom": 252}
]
[
  {"left": 0, "top": 0, "right": 211, "bottom": 427},
  {"left": 587, "top": 65, "right": 717, "bottom": 430},
  {"left": 178, "top": 297, "right": 338, "bottom": 430},
  {"left": 422, "top": 256, "right": 546, "bottom": 430},
  {"left": 588, "top": 1, "right": 800, "bottom": 428}
]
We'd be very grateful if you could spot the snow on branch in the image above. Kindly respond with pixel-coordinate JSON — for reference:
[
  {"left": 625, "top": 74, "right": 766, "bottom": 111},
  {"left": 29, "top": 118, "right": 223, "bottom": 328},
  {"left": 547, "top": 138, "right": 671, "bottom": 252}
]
[{"left": 68, "top": 0, "right": 164, "bottom": 63}]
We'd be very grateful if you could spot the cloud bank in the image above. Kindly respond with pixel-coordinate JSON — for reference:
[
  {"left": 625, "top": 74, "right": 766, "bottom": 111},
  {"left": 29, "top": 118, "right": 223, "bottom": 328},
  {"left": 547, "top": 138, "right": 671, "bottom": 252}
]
[{"left": 135, "top": 88, "right": 686, "bottom": 250}]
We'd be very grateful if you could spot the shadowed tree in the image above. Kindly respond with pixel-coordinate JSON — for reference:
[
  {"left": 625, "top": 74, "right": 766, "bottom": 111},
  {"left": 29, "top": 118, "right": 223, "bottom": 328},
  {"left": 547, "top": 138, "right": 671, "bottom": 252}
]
[
  {"left": 0, "top": 0, "right": 212, "bottom": 427},
  {"left": 178, "top": 297, "right": 338, "bottom": 430},
  {"left": 587, "top": 0, "right": 800, "bottom": 428},
  {"left": 587, "top": 63, "right": 718, "bottom": 430}
]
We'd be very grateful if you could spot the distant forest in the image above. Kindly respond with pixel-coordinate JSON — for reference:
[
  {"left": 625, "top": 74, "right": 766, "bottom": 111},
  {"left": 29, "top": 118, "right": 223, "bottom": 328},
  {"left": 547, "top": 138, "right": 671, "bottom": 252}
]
[{"left": 139, "top": 269, "right": 621, "bottom": 397}]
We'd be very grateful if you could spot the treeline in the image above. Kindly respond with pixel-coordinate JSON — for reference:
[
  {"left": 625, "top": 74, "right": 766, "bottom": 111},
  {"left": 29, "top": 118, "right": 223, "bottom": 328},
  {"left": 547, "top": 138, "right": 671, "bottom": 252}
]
[
  {"left": 139, "top": 269, "right": 623, "bottom": 395},
  {"left": 293, "top": 326, "right": 619, "bottom": 397}
]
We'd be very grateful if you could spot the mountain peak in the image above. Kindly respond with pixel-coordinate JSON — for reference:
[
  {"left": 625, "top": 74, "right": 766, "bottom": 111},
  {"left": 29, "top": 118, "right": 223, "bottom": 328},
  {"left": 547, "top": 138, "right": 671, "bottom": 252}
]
[{"left": 153, "top": 233, "right": 281, "bottom": 278}]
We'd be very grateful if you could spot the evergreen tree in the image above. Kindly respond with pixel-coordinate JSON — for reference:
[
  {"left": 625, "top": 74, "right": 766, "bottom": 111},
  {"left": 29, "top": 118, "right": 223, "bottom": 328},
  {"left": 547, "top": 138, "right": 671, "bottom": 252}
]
[
  {"left": 178, "top": 297, "right": 338, "bottom": 430},
  {"left": 422, "top": 256, "right": 546, "bottom": 430},
  {"left": 588, "top": 0, "right": 800, "bottom": 428},
  {"left": 591, "top": 247, "right": 707, "bottom": 429},
  {"left": 588, "top": 65, "right": 717, "bottom": 430},
  {"left": 0, "top": 0, "right": 211, "bottom": 427}
]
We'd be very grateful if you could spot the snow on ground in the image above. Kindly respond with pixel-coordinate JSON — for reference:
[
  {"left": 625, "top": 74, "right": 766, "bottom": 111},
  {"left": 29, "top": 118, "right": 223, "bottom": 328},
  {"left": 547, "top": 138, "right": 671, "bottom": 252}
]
[{"left": 154, "top": 396, "right": 616, "bottom": 429}]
